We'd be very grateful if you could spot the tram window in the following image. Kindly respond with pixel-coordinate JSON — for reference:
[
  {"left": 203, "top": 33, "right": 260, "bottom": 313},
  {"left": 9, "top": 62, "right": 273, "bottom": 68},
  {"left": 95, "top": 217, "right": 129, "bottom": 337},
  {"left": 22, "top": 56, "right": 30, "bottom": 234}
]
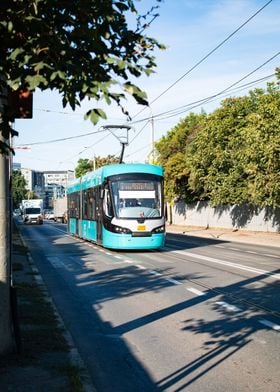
[
  {"left": 82, "top": 188, "right": 96, "bottom": 220},
  {"left": 103, "top": 187, "right": 113, "bottom": 218},
  {"left": 68, "top": 192, "right": 80, "bottom": 218}
]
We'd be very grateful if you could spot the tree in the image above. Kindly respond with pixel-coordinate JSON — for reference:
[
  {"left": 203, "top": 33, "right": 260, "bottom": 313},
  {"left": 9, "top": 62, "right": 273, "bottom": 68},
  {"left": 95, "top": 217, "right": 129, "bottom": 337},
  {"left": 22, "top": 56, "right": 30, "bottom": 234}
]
[
  {"left": 155, "top": 72, "right": 280, "bottom": 207},
  {"left": 75, "top": 155, "right": 119, "bottom": 178},
  {"left": 186, "top": 81, "right": 280, "bottom": 207},
  {"left": 75, "top": 159, "right": 92, "bottom": 178},
  {"left": 11, "top": 170, "right": 27, "bottom": 208},
  {"left": 0, "top": 0, "right": 164, "bottom": 354},
  {"left": 155, "top": 112, "right": 206, "bottom": 202},
  {"left": 0, "top": 0, "right": 164, "bottom": 153}
]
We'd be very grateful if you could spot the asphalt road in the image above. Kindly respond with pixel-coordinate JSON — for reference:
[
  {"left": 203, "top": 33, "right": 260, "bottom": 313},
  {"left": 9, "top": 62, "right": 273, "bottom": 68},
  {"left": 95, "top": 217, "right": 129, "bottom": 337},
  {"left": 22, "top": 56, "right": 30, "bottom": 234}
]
[{"left": 19, "top": 221, "right": 280, "bottom": 392}]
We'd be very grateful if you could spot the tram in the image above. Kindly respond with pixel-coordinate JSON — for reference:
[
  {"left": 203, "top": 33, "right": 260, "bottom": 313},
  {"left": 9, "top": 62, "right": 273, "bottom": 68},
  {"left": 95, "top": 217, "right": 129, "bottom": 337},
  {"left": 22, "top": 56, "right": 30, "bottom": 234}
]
[{"left": 67, "top": 163, "right": 165, "bottom": 250}]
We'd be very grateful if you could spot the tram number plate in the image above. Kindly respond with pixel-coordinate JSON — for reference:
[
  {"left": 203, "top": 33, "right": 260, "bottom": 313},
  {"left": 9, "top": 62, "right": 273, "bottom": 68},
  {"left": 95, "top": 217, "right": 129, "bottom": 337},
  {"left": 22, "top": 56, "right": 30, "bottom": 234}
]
[{"left": 137, "top": 225, "right": 146, "bottom": 231}]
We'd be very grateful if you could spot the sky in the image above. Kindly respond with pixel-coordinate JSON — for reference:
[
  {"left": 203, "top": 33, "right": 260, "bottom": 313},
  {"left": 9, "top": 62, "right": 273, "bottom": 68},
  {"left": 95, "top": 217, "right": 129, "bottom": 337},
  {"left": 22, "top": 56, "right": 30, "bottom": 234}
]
[{"left": 13, "top": 0, "right": 280, "bottom": 172}]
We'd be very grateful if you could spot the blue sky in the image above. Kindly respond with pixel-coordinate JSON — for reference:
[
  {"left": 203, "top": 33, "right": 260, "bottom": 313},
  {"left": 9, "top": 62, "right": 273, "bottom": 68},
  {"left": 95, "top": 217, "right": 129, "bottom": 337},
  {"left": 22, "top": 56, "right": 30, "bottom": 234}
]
[{"left": 14, "top": 0, "right": 280, "bottom": 171}]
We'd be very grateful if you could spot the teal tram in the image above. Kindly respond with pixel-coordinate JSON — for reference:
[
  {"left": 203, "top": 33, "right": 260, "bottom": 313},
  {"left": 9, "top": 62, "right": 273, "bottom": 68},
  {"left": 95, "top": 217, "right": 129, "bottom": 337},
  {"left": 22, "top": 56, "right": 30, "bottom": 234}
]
[{"left": 67, "top": 163, "right": 165, "bottom": 250}]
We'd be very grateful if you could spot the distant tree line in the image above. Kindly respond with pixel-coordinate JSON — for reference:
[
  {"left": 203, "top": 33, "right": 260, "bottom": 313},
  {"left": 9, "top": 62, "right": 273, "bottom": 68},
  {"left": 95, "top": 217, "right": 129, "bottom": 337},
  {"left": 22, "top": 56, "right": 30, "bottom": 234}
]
[
  {"left": 155, "top": 69, "right": 280, "bottom": 208},
  {"left": 75, "top": 155, "right": 119, "bottom": 178}
]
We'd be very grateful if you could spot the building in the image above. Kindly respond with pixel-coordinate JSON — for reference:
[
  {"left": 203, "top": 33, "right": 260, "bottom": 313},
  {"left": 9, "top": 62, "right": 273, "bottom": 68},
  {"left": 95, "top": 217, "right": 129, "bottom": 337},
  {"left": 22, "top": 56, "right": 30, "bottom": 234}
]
[{"left": 17, "top": 167, "right": 75, "bottom": 209}]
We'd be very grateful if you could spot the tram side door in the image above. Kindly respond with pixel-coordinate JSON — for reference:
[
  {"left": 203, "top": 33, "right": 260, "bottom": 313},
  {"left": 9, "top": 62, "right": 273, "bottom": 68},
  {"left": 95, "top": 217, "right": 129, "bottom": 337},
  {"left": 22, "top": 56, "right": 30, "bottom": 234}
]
[{"left": 95, "top": 186, "right": 103, "bottom": 244}]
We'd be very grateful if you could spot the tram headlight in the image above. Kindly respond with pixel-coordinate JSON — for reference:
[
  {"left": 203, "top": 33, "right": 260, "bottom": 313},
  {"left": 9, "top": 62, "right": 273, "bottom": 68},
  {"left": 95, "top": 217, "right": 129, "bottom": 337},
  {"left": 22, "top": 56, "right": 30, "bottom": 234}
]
[
  {"left": 103, "top": 218, "right": 132, "bottom": 234},
  {"left": 113, "top": 225, "right": 132, "bottom": 234},
  {"left": 152, "top": 225, "right": 165, "bottom": 234}
]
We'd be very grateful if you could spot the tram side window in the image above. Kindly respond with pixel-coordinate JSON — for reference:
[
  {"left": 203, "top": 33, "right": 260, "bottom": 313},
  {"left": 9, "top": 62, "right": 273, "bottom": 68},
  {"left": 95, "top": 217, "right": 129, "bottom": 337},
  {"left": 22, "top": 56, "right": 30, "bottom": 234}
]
[
  {"left": 103, "top": 186, "right": 113, "bottom": 218},
  {"left": 69, "top": 192, "right": 80, "bottom": 218},
  {"left": 82, "top": 188, "right": 96, "bottom": 220}
]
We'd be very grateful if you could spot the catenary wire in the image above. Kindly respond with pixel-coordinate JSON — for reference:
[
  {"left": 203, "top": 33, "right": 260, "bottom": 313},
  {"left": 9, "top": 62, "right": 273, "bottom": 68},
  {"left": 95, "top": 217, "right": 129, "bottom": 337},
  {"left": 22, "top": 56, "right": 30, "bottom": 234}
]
[
  {"left": 126, "top": 51, "right": 279, "bottom": 145},
  {"left": 17, "top": 128, "right": 107, "bottom": 147},
  {"left": 131, "top": 73, "right": 275, "bottom": 125},
  {"left": 132, "top": 0, "right": 274, "bottom": 119}
]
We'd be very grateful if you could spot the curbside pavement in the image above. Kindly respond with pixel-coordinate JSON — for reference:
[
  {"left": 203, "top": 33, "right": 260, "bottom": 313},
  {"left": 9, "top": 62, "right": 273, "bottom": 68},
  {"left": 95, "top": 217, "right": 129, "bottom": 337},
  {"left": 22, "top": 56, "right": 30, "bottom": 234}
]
[
  {"left": 0, "top": 223, "right": 96, "bottom": 392},
  {"left": 166, "top": 224, "right": 280, "bottom": 248}
]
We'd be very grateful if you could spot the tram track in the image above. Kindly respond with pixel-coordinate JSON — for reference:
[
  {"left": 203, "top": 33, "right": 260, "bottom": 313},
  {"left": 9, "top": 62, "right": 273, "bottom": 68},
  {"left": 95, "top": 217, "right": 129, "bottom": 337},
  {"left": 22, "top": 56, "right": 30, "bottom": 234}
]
[{"left": 115, "top": 245, "right": 280, "bottom": 321}]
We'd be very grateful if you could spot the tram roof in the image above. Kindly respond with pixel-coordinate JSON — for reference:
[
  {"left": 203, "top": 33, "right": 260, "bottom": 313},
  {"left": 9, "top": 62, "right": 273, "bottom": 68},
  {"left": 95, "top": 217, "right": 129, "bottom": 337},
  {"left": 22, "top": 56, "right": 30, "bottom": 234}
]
[{"left": 67, "top": 163, "right": 163, "bottom": 193}]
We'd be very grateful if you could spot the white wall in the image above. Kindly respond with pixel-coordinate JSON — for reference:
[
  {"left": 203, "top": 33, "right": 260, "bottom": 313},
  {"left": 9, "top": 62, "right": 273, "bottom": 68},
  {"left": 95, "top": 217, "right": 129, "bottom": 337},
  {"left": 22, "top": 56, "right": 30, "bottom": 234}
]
[{"left": 168, "top": 201, "right": 280, "bottom": 233}]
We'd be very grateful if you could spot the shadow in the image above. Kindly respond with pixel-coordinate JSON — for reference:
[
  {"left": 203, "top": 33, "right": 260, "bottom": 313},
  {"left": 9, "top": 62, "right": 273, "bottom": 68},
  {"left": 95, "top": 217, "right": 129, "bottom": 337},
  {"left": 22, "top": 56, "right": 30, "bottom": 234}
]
[
  {"left": 230, "top": 204, "right": 260, "bottom": 228},
  {"left": 17, "top": 222, "right": 280, "bottom": 391},
  {"left": 165, "top": 232, "right": 229, "bottom": 251},
  {"left": 264, "top": 206, "right": 280, "bottom": 232}
]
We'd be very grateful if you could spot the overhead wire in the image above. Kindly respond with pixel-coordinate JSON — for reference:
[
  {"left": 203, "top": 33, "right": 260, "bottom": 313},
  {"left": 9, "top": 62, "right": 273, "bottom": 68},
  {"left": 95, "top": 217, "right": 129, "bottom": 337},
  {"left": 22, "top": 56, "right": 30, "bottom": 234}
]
[
  {"left": 132, "top": 0, "right": 273, "bottom": 120},
  {"left": 126, "top": 51, "right": 279, "bottom": 146},
  {"left": 131, "top": 73, "right": 275, "bottom": 125},
  {"left": 124, "top": 66, "right": 278, "bottom": 157},
  {"left": 17, "top": 128, "right": 108, "bottom": 147}
]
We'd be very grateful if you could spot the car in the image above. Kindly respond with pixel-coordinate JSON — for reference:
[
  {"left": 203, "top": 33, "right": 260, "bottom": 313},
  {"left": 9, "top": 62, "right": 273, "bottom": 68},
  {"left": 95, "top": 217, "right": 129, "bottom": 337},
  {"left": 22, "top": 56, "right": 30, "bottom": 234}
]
[{"left": 45, "top": 210, "right": 55, "bottom": 220}]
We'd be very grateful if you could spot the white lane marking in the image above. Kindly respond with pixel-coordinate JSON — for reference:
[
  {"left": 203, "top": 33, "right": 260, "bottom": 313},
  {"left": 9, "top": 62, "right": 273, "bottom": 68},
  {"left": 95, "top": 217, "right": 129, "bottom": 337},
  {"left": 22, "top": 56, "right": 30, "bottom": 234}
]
[
  {"left": 114, "top": 255, "right": 123, "bottom": 260},
  {"left": 259, "top": 319, "right": 280, "bottom": 332},
  {"left": 124, "top": 259, "right": 133, "bottom": 264},
  {"left": 136, "top": 264, "right": 146, "bottom": 270},
  {"left": 106, "top": 252, "right": 112, "bottom": 256},
  {"left": 187, "top": 287, "right": 206, "bottom": 296},
  {"left": 245, "top": 251, "right": 258, "bottom": 254},
  {"left": 215, "top": 301, "right": 241, "bottom": 312},
  {"left": 172, "top": 249, "right": 280, "bottom": 280},
  {"left": 47, "top": 256, "right": 64, "bottom": 268},
  {"left": 263, "top": 253, "right": 280, "bottom": 259},
  {"left": 166, "top": 278, "right": 182, "bottom": 285},
  {"left": 150, "top": 270, "right": 162, "bottom": 276}
]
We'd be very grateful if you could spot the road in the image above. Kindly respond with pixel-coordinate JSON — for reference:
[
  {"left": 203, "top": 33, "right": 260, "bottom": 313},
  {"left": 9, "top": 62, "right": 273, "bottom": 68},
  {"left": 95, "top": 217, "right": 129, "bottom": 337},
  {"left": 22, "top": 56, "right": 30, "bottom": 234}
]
[{"left": 19, "top": 220, "right": 280, "bottom": 392}]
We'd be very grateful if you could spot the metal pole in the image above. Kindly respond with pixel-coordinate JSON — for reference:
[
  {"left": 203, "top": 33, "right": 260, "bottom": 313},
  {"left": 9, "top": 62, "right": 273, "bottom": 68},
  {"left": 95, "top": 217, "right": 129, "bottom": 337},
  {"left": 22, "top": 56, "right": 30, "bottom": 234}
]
[{"left": 0, "top": 86, "right": 14, "bottom": 353}]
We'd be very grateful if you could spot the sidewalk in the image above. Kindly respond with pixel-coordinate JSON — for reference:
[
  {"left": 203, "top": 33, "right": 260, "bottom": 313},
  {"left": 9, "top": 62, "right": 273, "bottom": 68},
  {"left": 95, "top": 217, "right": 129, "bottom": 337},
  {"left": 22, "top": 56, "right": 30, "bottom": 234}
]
[
  {"left": 0, "top": 224, "right": 94, "bottom": 392},
  {"left": 166, "top": 224, "right": 280, "bottom": 248}
]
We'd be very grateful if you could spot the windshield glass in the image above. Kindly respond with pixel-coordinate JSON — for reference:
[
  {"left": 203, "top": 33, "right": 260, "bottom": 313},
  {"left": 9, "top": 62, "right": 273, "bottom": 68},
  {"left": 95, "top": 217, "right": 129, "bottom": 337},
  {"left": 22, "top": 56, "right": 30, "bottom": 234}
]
[
  {"left": 25, "top": 208, "right": 41, "bottom": 214},
  {"left": 110, "top": 178, "right": 162, "bottom": 219}
]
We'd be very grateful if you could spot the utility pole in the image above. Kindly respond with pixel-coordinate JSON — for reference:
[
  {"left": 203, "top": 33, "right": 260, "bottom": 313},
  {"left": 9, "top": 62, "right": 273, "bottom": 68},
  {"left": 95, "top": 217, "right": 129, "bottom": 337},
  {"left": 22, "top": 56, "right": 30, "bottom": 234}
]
[
  {"left": 151, "top": 115, "right": 155, "bottom": 163},
  {"left": 0, "top": 84, "right": 14, "bottom": 354}
]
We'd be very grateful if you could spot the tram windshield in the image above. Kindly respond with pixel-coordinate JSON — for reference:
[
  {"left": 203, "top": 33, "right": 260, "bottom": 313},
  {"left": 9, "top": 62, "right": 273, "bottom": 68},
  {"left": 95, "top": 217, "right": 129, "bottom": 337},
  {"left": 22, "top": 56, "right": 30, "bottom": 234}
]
[{"left": 110, "top": 178, "right": 162, "bottom": 219}]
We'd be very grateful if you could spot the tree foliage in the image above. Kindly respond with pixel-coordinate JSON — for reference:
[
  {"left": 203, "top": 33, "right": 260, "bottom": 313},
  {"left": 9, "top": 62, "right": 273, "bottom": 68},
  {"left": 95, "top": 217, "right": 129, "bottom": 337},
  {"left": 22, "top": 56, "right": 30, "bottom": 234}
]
[
  {"left": 12, "top": 170, "right": 27, "bottom": 208},
  {"left": 0, "top": 0, "right": 164, "bottom": 152},
  {"left": 75, "top": 154, "right": 119, "bottom": 178},
  {"left": 155, "top": 73, "right": 280, "bottom": 207},
  {"left": 155, "top": 112, "right": 206, "bottom": 202}
]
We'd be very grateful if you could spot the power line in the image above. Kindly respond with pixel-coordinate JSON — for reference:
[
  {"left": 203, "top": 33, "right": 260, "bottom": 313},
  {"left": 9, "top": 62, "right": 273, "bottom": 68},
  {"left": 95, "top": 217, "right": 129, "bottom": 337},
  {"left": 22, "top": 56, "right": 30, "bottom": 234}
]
[
  {"left": 126, "top": 58, "right": 278, "bottom": 149},
  {"left": 132, "top": 0, "right": 273, "bottom": 119},
  {"left": 58, "top": 133, "right": 111, "bottom": 164},
  {"left": 130, "top": 67, "right": 277, "bottom": 127},
  {"left": 17, "top": 128, "right": 107, "bottom": 146}
]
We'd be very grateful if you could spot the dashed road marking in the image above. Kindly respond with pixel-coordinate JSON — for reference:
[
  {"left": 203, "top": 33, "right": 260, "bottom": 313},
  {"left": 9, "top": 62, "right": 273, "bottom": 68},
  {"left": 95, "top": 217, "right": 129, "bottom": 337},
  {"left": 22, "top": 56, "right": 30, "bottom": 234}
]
[
  {"left": 150, "top": 270, "right": 162, "bottom": 276},
  {"left": 215, "top": 301, "right": 242, "bottom": 312},
  {"left": 136, "top": 264, "right": 146, "bottom": 270},
  {"left": 263, "top": 253, "right": 280, "bottom": 259},
  {"left": 259, "top": 319, "right": 280, "bottom": 332},
  {"left": 187, "top": 287, "right": 206, "bottom": 296},
  {"left": 166, "top": 278, "right": 182, "bottom": 285}
]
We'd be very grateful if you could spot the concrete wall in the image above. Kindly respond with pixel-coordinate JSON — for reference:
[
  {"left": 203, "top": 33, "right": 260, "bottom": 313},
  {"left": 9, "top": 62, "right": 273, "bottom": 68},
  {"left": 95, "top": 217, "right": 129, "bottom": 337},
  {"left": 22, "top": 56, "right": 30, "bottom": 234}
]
[{"left": 168, "top": 201, "right": 280, "bottom": 233}]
